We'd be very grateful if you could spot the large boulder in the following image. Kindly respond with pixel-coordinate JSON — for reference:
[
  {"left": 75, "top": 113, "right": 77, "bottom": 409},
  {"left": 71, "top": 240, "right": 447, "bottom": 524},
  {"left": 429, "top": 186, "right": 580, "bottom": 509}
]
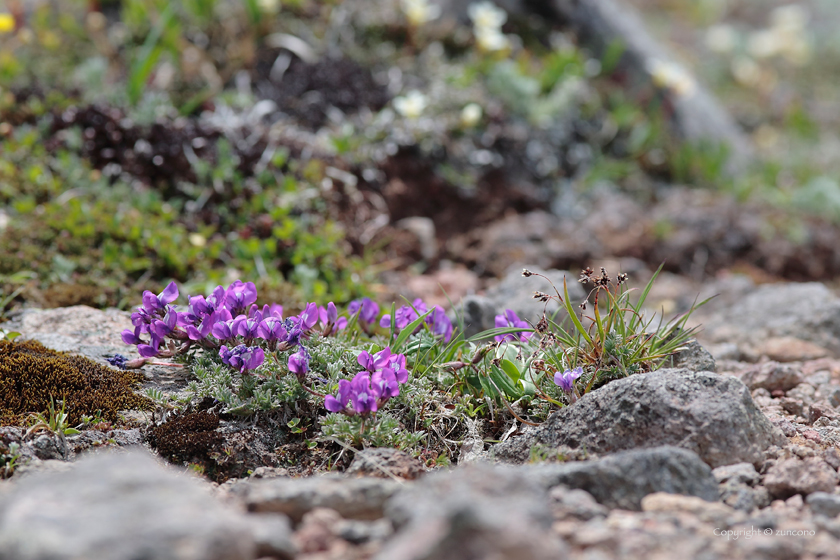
[
  {"left": 493, "top": 368, "right": 786, "bottom": 468},
  {"left": 0, "top": 449, "right": 295, "bottom": 560}
]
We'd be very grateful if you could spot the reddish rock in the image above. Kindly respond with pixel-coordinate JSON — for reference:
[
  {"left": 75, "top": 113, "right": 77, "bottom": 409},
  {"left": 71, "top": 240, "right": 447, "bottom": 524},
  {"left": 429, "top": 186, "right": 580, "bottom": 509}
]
[{"left": 763, "top": 457, "right": 839, "bottom": 499}]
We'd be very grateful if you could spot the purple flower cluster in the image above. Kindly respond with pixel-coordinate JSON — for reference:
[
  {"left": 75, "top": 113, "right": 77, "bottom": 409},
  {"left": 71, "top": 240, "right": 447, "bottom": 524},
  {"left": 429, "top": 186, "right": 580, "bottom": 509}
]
[
  {"left": 324, "top": 347, "right": 409, "bottom": 416},
  {"left": 494, "top": 309, "right": 533, "bottom": 342},
  {"left": 220, "top": 344, "right": 265, "bottom": 373},
  {"left": 379, "top": 298, "right": 453, "bottom": 342},
  {"left": 121, "top": 280, "right": 350, "bottom": 375}
]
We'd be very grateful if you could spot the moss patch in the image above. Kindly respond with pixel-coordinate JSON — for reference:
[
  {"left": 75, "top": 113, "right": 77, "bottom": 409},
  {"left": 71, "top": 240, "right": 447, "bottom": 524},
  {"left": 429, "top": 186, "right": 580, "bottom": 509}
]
[{"left": 0, "top": 340, "right": 152, "bottom": 426}]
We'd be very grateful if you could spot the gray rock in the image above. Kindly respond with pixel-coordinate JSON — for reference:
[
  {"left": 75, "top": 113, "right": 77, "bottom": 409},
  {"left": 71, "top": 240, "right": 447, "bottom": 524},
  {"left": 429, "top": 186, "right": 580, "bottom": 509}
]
[
  {"left": 828, "top": 387, "right": 840, "bottom": 409},
  {"left": 807, "top": 492, "right": 840, "bottom": 519},
  {"left": 232, "top": 474, "right": 401, "bottom": 522},
  {"left": 347, "top": 447, "right": 425, "bottom": 480},
  {"left": 336, "top": 518, "right": 394, "bottom": 544},
  {"left": 763, "top": 457, "right": 840, "bottom": 499},
  {"left": 0, "top": 449, "right": 295, "bottom": 560},
  {"left": 712, "top": 462, "right": 760, "bottom": 486},
  {"left": 702, "top": 282, "right": 840, "bottom": 357},
  {"left": 666, "top": 338, "right": 716, "bottom": 373},
  {"left": 380, "top": 463, "right": 567, "bottom": 560},
  {"left": 528, "top": 447, "right": 718, "bottom": 511},
  {"left": 493, "top": 368, "right": 786, "bottom": 468},
  {"left": 549, "top": 485, "right": 609, "bottom": 520},
  {"left": 459, "top": 295, "right": 498, "bottom": 339},
  {"left": 719, "top": 480, "right": 771, "bottom": 512}
]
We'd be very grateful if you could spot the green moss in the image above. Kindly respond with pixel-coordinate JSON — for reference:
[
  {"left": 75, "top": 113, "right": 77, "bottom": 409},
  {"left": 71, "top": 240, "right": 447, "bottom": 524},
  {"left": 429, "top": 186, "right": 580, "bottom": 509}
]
[{"left": 0, "top": 340, "right": 152, "bottom": 426}]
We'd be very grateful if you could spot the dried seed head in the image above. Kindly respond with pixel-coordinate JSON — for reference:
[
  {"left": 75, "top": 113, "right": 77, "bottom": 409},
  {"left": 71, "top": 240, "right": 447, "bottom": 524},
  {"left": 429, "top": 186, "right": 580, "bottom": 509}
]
[
  {"left": 617, "top": 272, "right": 629, "bottom": 285},
  {"left": 579, "top": 300, "right": 587, "bottom": 310},
  {"left": 533, "top": 291, "right": 550, "bottom": 302},
  {"left": 536, "top": 316, "right": 549, "bottom": 333},
  {"left": 532, "top": 359, "right": 546, "bottom": 371},
  {"left": 491, "top": 358, "right": 501, "bottom": 367},
  {"left": 579, "top": 267, "right": 594, "bottom": 283},
  {"left": 522, "top": 269, "right": 534, "bottom": 277}
]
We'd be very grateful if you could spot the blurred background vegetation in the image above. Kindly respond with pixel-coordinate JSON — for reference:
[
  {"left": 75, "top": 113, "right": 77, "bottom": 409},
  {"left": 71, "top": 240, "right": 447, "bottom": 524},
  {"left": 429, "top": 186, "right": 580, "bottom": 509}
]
[{"left": 0, "top": 0, "right": 837, "bottom": 315}]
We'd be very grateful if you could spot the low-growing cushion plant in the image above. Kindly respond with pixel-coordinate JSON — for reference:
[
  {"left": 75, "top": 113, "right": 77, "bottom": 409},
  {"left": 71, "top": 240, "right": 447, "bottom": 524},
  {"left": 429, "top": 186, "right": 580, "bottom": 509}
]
[{"left": 113, "top": 264, "right": 706, "bottom": 459}]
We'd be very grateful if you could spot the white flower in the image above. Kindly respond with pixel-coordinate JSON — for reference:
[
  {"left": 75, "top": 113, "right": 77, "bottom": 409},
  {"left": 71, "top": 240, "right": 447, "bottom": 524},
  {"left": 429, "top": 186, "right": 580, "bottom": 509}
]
[
  {"left": 705, "top": 24, "right": 737, "bottom": 54},
  {"left": 460, "top": 103, "right": 483, "bottom": 127},
  {"left": 468, "top": 1, "right": 507, "bottom": 31},
  {"left": 645, "top": 59, "right": 696, "bottom": 97},
  {"left": 257, "top": 0, "right": 281, "bottom": 14},
  {"left": 400, "top": 0, "right": 441, "bottom": 27},
  {"left": 731, "top": 56, "right": 761, "bottom": 87},
  {"left": 770, "top": 4, "right": 808, "bottom": 33},
  {"left": 475, "top": 27, "right": 510, "bottom": 52},
  {"left": 393, "top": 90, "right": 428, "bottom": 119},
  {"left": 747, "top": 29, "right": 780, "bottom": 59}
]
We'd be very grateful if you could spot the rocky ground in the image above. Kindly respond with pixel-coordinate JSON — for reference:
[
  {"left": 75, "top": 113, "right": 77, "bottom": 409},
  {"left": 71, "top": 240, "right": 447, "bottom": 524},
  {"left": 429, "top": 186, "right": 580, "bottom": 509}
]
[{"left": 3, "top": 275, "right": 840, "bottom": 560}]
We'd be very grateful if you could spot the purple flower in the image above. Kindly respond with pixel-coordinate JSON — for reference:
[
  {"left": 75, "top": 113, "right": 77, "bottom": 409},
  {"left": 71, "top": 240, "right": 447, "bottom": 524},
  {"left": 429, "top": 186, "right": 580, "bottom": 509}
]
[
  {"left": 137, "top": 335, "right": 161, "bottom": 358},
  {"left": 219, "top": 344, "right": 265, "bottom": 373},
  {"left": 142, "top": 281, "right": 179, "bottom": 313},
  {"left": 371, "top": 368, "right": 400, "bottom": 399},
  {"left": 235, "top": 316, "right": 262, "bottom": 339},
  {"left": 121, "top": 326, "right": 144, "bottom": 346},
  {"left": 325, "top": 379, "right": 353, "bottom": 413},
  {"left": 288, "top": 348, "right": 310, "bottom": 377},
  {"left": 387, "top": 353, "right": 409, "bottom": 383},
  {"left": 107, "top": 354, "right": 128, "bottom": 369},
  {"left": 297, "top": 302, "right": 319, "bottom": 331},
  {"left": 494, "top": 309, "right": 533, "bottom": 342},
  {"left": 554, "top": 367, "right": 583, "bottom": 393},
  {"left": 428, "top": 306, "right": 453, "bottom": 342},
  {"left": 211, "top": 318, "right": 237, "bottom": 340},
  {"left": 358, "top": 347, "right": 392, "bottom": 373},
  {"left": 225, "top": 281, "right": 257, "bottom": 316},
  {"left": 257, "top": 317, "right": 288, "bottom": 342},
  {"left": 318, "top": 303, "right": 347, "bottom": 334},
  {"left": 150, "top": 307, "right": 179, "bottom": 338},
  {"left": 349, "top": 373, "right": 378, "bottom": 415},
  {"left": 185, "top": 312, "right": 216, "bottom": 341},
  {"left": 349, "top": 298, "right": 380, "bottom": 325},
  {"left": 252, "top": 303, "right": 283, "bottom": 319}
]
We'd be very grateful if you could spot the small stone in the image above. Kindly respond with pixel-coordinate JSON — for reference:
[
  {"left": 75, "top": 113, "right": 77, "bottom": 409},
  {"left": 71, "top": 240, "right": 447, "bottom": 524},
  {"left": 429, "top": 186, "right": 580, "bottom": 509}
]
[
  {"left": 347, "top": 448, "right": 425, "bottom": 480},
  {"left": 807, "top": 492, "right": 840, "bottom": 519},
  {"left": 712, "top": 462, "right": 760, "bottom": 486},
  {"left": 822, "top": 448, "right": 840, "bottom": 471},
  {"left": 802, "top": 429, "right": 822, "bottom": 444},
  {"left": 763, "top": 457, "right": 840, "bottom": 499},
  {"left": 772, "top": 389, "right": 786, "bottom": 398},
  {"left": 740, "top": 362, "right": 804, "bottom": 393},
  {"left": 809, "top": 403, "right": 839, "bottom": 425},
  {"left": 760, "top": 337, "right": 830, "bottom": 362},
  {"left": 828, "top": 387, "right": 840, "bottom": 408},
  {"left": 548, "top": 486, "right": 608, "bottom": 521},
  {"left": 771, "top": 418, "right": 797, "bottom": 438},
  {"left": 641, "top": 492, "right": 740, "bottom": 526},
  {"left": 232, "top": 475, "right": 401, "bottom": 522}
]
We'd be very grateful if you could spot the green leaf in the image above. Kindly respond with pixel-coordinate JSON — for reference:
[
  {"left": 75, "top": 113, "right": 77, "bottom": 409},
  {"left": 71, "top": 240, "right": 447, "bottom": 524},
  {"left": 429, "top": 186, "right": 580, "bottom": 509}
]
[
  {"left": 499, "top": 359, "right": 521, "bottom": 383},
  {"left": 63, "top": 428, "right": 81, "bottom": 436},
  {"left": 392, "top": 308, "right": 434, "bottom": 354},
  {"left": 489, "top": 364, "right": 523, "bottom": 399},
  {"left": 466, "top": 326, "right": 532, "bottom": 343}
]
